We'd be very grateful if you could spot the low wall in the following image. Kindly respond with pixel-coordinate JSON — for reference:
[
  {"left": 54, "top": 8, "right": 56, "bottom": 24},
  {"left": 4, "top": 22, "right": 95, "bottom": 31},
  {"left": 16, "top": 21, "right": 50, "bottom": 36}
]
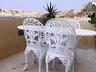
[
  {"left": 0, "top": 17, "right": 47, "bottom": 60},
  {"left": 77, "top": 20, "right": 96, "bottom": 48},
  {"left": 0, "top": 17, "right": 26, "bottom": 59}
]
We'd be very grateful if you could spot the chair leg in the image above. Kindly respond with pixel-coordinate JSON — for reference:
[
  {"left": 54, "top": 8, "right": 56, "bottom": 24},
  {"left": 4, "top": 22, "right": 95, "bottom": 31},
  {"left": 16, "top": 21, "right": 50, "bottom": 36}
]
[
  {"left": 39, "top": 60, "right": 41, "bottom": 72},
  {"left": 23, "top": 52, "right": 28, "bottom": 71},
  {"left": 39, "top": 57, "right": 42, "bottom": 72},
  {"left": 65, "top": 64, "right": 70, "bottom": 72},
  {"left": 39, "top": 54, "right": 45, "bottom": 72},
  {"left": 46, "top": 62, "right": 49, "bottom": 72}
]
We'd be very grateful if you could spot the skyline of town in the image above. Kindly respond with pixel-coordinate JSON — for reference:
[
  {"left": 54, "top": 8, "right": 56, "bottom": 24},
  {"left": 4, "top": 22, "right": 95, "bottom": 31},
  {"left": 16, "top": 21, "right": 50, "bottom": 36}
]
[
  {"left": 0, "top": 0, "right": 91, "bottom": 12},
  {"left": 0, "top": 0, "right": 95, "bottom": 18}
]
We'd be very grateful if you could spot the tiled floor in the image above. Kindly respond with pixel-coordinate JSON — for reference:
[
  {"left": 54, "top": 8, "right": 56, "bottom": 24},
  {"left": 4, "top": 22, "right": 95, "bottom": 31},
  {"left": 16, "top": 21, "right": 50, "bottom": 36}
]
[{"left": 0, "top": 48, "right": 96, "bottom": 72}]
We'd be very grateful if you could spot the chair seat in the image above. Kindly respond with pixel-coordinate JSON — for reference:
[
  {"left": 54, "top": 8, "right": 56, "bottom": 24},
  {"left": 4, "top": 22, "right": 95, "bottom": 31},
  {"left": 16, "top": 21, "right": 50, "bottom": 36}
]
[
  {"left": 47, "top": 48, "right": 74, "bottom": 58},
  {"left": 25, "top": 45, "right": 48, "bottom": 54}
]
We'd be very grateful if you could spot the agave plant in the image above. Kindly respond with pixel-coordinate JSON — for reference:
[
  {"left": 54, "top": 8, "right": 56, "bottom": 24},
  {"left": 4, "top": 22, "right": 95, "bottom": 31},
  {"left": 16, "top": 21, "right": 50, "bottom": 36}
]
[{"left": 43, "top": 2, "right": 58, "bottom": 19}]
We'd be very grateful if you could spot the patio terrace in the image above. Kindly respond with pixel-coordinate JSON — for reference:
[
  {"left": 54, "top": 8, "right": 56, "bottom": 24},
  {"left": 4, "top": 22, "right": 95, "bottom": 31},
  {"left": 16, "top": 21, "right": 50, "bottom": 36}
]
[
  {"left": 0, "top": 48, "right": 96, "bottom": 72},
  {"left": 0, "top": 17, "right": 95, "bottom": 72}
]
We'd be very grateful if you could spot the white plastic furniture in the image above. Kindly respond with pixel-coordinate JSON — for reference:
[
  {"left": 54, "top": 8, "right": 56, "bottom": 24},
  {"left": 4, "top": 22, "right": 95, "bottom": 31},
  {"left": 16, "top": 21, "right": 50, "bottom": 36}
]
[
  {"left": 23, "top": 17, "right": 42, "bottom": 26},
  {"left": 45, "top": 18, "right": 71, "bottom": 28},
  {"left": 63, "top": 18, "right": 81, "bottom": 43},
  {"left": 23, "top": 18, "right": 47, "bottom": 72},
  {"left": 63, "top": 18, "right": 81, "bottom": 29},
  {"left": 45, "top": 27, "right": 76, "bottom": 72},
  {"left": 45, "top": 18, "right": 76, "bottom": 72}
]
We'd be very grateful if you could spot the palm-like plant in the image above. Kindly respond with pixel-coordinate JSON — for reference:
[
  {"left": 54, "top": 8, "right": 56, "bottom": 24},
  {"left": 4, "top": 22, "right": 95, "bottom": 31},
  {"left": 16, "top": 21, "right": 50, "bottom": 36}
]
[{"left": 43, "top": 2, "right": 58, "bottom": 19}]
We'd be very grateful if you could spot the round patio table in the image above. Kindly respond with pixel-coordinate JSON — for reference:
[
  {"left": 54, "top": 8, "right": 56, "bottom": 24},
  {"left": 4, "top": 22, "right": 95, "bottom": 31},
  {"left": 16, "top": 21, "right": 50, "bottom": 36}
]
[{"left": 17, "top": 25, "right": 96, "bottom": 36}]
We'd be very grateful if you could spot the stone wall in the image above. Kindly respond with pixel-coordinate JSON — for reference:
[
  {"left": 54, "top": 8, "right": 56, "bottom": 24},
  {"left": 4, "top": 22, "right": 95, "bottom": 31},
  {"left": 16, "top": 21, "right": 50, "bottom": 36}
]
[
  {"left": 78, "top": 20, "right": 96, "bottom": 48},
  {"left": 0, "top": 17, "right": 26, "bottom": 59}
]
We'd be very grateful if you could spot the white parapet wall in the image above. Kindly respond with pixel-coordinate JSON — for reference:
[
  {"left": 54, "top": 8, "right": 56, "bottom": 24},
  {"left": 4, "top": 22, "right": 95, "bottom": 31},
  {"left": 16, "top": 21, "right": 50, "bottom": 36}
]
[
  {"left": 74, "top": 17, "right": 96, "bottom": 48},
  {"left": 0, "top": 17, "right": 26, "bottom": 59}
]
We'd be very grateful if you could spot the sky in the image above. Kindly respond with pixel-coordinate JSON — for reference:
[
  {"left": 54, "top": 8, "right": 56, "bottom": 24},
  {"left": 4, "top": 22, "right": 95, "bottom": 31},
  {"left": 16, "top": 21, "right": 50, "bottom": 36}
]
[{"left": 0, "top": 0, "right": 91, "bottom": 12}]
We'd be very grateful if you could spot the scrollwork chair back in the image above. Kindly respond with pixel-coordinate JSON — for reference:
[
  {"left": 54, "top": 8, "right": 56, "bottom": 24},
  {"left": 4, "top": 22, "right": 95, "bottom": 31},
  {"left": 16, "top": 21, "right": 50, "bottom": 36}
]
[
  {"left": 23, "top": 17, "right": 43, "bottom": 26},
  {"left": 63, "top": 18, "right": 81, "bottom": 43},
  {"left": 45, "top": 18, "right": 76, "bottom": 72},
  {"left": 23, "top": 18, "right": 47, "bottom": 72}
]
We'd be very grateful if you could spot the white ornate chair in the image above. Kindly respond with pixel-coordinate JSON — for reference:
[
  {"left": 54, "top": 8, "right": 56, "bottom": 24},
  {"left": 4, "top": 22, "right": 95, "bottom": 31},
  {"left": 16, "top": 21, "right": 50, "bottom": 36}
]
[
  {"left": 63, "top": 18, "right": 81, "bottom": 29},
  {"left": 23, "top": 18, "right": 48, "bottom": 72},
  {"left": 63, "top": 18, "right": 81, "bottom": 42},
  {"left": 45, "top": 18, "right": 76, "bottom": 72},
  {"left": 23, "top": 17, "right": 43, "bottom": 26},
  {"left": 45, "top": 18, "right": 71, "bottom": 28}
]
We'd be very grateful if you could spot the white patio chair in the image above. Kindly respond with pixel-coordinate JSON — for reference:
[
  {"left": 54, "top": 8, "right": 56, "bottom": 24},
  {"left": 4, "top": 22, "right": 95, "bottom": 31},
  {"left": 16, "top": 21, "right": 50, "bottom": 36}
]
[
  {"left": 46, "top": 18, "right": 80, "bottom": 47},
  {"left": 23, "top": 17, "right": 43, "bottom": 26},
  {"left": 63, "top": 18, "right": 81, "bottom": 42},
  {"left": 63, "top": 18, "right": 81, "bottom": 29},
  {"left": 23, "top": 18, "right": 47, "bottom": 72},
  {"left": 45, "top": 19, "right": 76, "bottom": 72},
  {"left": 45, "top": 18, "right": 71, "bottom": 28}
]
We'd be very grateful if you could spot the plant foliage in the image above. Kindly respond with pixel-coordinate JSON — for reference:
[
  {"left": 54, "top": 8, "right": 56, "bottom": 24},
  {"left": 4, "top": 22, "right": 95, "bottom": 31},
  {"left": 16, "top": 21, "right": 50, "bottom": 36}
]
[
  {"left": 43, "top": 2, "right": 58, "bottom": 19},
  {"left": 88, "top": 4, "right": 96, "bottom": 27},
  {"left": 88, "top": 13, "right": 96, "bottom": 27}
]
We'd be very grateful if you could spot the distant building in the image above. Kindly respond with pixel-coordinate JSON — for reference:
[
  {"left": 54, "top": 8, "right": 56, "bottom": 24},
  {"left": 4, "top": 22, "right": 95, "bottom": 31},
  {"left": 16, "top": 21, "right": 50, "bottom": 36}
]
[{"left": 0, "top": 9, "right": 43, "bottom": 17}]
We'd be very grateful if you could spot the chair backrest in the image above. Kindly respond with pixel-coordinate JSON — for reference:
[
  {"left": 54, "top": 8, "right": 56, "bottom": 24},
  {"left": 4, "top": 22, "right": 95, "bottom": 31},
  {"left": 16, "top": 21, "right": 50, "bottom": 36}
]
[
  {"left": 45, "top": 18, "right": 80, "bottom": 29},
  {"left": 23, "top": 25, "right": 44, "bottom": 48},
  {"left": 45, "top": 21, "right": 76, "bottom": 53},
  {"left": 63, "top": 18, "right": 81, "bottom": 43},
  {"left": 45, "top": 18, "right": 71, "bottom": 28},
  {"left": 23, "top": 18, "right": 43, "bottom": 26},
  {"left": 23, "top": 18, "right": 44, "bottom": 47},
  {"left": 63, "top": 18, "right": 81, "bottom": 29}
]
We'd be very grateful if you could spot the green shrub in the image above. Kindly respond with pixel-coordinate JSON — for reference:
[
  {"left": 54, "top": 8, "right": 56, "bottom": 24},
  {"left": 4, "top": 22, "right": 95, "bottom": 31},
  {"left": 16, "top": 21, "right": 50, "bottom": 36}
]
[{"left": 88, "top": 12, "right": 96, "bottom": 27}]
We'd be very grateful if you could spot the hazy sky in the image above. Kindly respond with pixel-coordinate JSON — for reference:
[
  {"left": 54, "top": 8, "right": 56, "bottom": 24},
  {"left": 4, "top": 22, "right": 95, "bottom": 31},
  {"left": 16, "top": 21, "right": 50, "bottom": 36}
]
[{"left": 0, "top": 0, "right": 91, "bottom": 12}]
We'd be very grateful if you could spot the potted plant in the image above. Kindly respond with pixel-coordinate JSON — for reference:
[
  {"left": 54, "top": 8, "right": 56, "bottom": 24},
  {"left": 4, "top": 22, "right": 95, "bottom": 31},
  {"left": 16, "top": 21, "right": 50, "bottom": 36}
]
[{"left": 42, "top": 2, "right": 58, "bottom": 25}]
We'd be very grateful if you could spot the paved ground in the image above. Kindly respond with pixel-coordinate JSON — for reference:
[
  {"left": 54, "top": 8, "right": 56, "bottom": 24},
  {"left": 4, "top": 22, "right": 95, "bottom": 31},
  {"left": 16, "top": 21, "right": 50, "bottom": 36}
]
[{"left": 0, "top": 48, "right": 96, "bottom": 72}]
